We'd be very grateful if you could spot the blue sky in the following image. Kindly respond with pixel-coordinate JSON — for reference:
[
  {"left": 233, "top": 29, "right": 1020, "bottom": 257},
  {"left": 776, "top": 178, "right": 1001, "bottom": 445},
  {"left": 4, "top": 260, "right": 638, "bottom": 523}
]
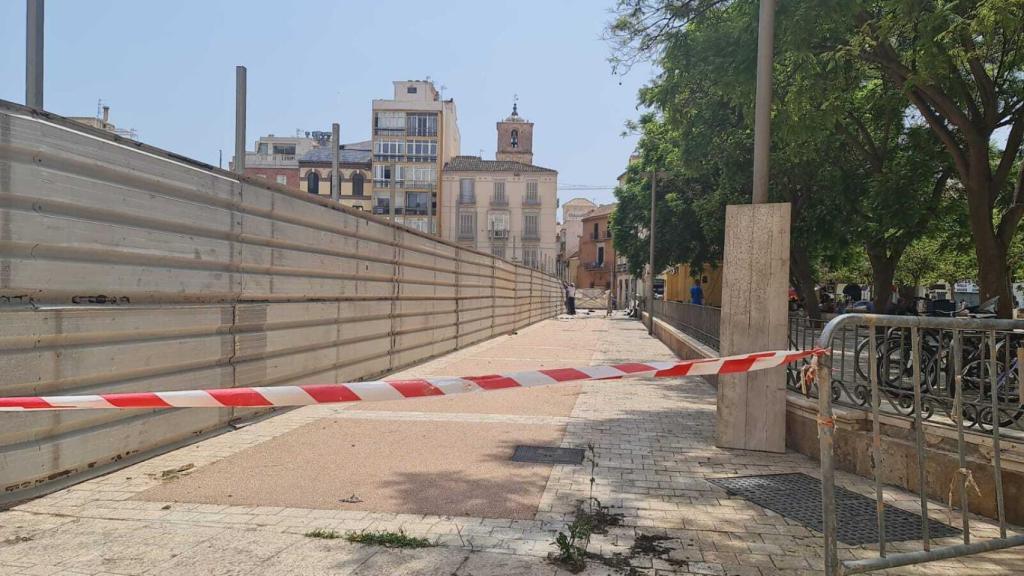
[{"left": 0, "top": 0, "right": 654, "bottom": 212}]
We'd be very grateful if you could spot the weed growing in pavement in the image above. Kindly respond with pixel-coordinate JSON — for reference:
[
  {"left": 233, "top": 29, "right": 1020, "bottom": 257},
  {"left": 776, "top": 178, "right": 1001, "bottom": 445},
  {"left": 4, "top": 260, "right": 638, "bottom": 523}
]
[
  {"left": 550, "top": 444, "right": 625, "bottom": 572},
  {"left": 304, "top": 528, "right": 342, "bottom": 539},
  {"left": 344, "top": 529, "right": 434, "bottom": 548}
]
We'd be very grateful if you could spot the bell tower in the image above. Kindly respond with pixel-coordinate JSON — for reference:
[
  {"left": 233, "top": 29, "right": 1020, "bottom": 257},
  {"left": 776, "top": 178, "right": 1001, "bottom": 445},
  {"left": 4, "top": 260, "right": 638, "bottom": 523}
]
[{"left": 496, "top": 100, "right": 534, "bottom": 164}]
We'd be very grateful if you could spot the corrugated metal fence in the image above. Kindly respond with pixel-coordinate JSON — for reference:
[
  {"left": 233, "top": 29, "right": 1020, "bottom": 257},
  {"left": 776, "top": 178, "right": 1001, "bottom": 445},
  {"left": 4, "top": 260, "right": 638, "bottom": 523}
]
[{"left": 0, "top": 103, "right": 562, "bottom": 498}]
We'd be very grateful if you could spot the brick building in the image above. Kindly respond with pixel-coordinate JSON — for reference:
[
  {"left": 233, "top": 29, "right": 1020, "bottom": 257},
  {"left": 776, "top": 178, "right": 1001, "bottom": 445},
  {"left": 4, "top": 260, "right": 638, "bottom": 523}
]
[{"left": 576, "top": 203, "right": 616, "bottom": 289}]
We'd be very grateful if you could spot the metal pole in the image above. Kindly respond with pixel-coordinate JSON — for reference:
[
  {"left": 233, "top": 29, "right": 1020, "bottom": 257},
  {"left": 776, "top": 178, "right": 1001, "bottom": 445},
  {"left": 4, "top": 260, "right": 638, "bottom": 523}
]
[
  {"left": 751, "top": 0, "right": 775, "bottom": 204},
  {"left": 427, "top": 189, "right": 433, "bottom": 234},
  {"left": 331, "top": 123, "right": 340, "bottom": 201},
  {"left": 234, "top": 66, "right": 247, "bottom": 175},
  {"left": 818, "top": 350, "right": 838, "bottom": 576},
  {"left": 25, "top": 0, "right": 44, "bottom": 109},
  {"left": 389, "top": 163, "right": 396, "bottom": 221},
  {"left": 648, "top": 170, "right": 656, "bottom": 335}
]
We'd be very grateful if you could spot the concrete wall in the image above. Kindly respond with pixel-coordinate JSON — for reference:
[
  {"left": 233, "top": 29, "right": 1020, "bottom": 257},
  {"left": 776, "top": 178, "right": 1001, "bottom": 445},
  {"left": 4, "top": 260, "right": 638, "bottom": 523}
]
[{"left": 0, "top": 103, "right": 562, "bottom": 498}]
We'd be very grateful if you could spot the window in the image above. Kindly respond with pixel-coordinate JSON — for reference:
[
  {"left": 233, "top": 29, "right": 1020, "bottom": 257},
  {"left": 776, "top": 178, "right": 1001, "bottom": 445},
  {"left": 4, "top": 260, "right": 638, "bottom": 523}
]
[
  {"left": 593, "top": 222, "right": 599, "bottom": 239},
  {"left": 406, "top": 113, "right": 437, "bottom": 137},
  {"left": 492, "top": 181, "right": 506, "bottom": 204},
  {"left": 306, "top": 171, "right": 320, "bottom": 195},
  {"left": 375, "top": 111, "right": 405, "bottom": 132},
  {"left": 511, "top": 129, "right": 519, "bottom": 149},
  {"left": 257, "top": 143, "right": 268, "bottom": 154},
  {"left": 272, "top": 144, "right": 296, "bottom": 156},
  {"left": 407, "top": 140, "right": 437, "bottom": 160},
  {"left": 407, "top": 86, "right": 418, "bottom": 94},
  {"left": 351, "top": 172, "right": 364, "bottom": 196},
  {"left": 525, "top": 181, "right": 539, "bottom": 204},
  {"left": 406, "top": 166, "right": 436, "bottom": 186},
  {"left": 374, "top": 165, "right": 405, "bottom": 185},
  {"left": 597, "top": 246, "right": 605, "bottom": 266},
  {"left": 459, "top": 212, "right": 476, "bottom": 238},
  {"left": 491, "top": 245, "right": 506, "bottom": 259},
  {"left": 523, "top": 248, "right": 539, "bottom": 268},
  {"left": 408, "top": 219, "right": 430, "bottom": 232},
  {"left": 276, "top": 175, "right": 288, "bottom": 186},
  {"left": 488, "top": 212, "right": 509, "bottom": 233},
  {"left": 459, "top": 179, "right": 475, "bottom": 204},
  {"left": 524, "top": 213, "right": 539, "bottom": 238},
  {"left": 406, "top": 192, "right": 430, "bottom": 214},
  {"left": 375, "top": 140, "right": 404, "bottom": 156}
]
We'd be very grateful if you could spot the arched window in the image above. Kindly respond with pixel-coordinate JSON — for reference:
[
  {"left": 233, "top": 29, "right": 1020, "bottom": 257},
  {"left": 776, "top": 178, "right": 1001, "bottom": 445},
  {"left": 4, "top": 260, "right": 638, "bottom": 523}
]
[
  {"left": 352, "top": 172, "right": 365, "bottom": 197},
  {"left": 510, "top": 129, "right": 519, "bottom": 149},
  {"left": 306, "top": 171, "right": 320, "bottom": 195}
]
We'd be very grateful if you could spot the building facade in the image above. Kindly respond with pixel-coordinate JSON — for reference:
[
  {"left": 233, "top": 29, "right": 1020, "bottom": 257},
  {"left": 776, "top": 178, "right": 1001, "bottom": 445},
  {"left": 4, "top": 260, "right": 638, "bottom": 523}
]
[
  {"left": 370, "top": 80, "right": 460, "bottom": 234},
  {"left": 440, "top": 105, "right": 557, "bottom": 271},
  {"left": 557, "top": 197, "right": 597, "bottom": 281},
  {"left": 577, "top": 204, "right": 616, "bottom": 289},
  {"left": 235, "top": 133, "right": 323, "bottom": 189},
  {"left": 297, "top": 141, "right": 372, "bottom": 211}
]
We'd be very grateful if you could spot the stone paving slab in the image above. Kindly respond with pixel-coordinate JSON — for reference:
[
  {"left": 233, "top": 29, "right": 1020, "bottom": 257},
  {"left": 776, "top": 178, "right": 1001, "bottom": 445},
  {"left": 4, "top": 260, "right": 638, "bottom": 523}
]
[{"left": 1, "top": 314, "right": 1021, "bottom": 575}]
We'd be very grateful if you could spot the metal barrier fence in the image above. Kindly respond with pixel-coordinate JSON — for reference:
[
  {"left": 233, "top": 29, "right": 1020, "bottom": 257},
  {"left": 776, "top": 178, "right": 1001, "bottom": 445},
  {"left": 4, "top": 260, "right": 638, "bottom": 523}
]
[
  {"left": 652, "top": 300, "right": 720, "bottom": 349},
  {"left": 814, "top": 314, "right": 1024, "bottom": 575},
  {"left": 789, "top": 315, "right": 1024, "bottom": 436}
]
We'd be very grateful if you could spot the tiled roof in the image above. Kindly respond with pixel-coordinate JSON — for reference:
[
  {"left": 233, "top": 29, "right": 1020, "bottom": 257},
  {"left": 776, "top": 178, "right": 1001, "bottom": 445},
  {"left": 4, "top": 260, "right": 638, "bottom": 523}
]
[
  {"left": 582, "top": 203, "right": 617, "bottom": 219},
  {"left": 299, "top": 141, "right": 371, "bottom": 165},
  {"left": 443, "top": 155, "right": 556, "bottom": 173}
]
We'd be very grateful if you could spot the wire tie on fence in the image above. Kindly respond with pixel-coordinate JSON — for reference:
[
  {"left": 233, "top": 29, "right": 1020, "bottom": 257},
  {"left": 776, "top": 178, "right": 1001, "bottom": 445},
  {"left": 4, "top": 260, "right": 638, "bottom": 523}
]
[
  {"left": 947, "top": 467, "right": 982, "bottom": 513},
  {"left": 799, "top": 354, "right": 819, "bottom": 397},
  {"left": 816, "top": 416, "right": 835, "bottom": 430}
]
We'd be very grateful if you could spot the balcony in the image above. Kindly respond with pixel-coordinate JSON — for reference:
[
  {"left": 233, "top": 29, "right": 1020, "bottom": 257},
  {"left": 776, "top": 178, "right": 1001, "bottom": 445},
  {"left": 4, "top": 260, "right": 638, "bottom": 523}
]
[
  {"left": 373, "top": 127, "right": 405, "bottom": 137},
  {"left": 458, "top": 194, "right": 476, "bottom": 205},
  {"left": 491, "top": 195, "right": 508, "bottom": 207},
  {"left": 523, "top": 196, "right": 541, "bottom": 206},
  {"left": 488, "top": 228, "right": 509, "bottom": 240},
  {"left": 458, "top": 230, "right": 475, "bottom": 240},
  {"left": 523, "top": 230, "right": 540, "bottom": 241},
  {"left": 584, "top": 261, "right": 607, "bottom": 271},
  {"left": 244, "top": 153, "right": 297, "bottom": 168}
]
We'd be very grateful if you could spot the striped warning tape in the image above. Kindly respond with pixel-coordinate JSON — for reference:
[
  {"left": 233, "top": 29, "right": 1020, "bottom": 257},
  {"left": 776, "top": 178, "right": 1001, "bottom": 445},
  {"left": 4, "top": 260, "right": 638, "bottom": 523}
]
[{"left": 0, "top": 349, "right": 827, "bottom": 411}]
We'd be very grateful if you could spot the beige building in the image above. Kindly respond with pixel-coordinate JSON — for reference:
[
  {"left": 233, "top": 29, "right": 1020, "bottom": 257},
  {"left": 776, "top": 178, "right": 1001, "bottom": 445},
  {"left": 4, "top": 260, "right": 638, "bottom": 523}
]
[
  {"left": 371, "top": 80, "right": 460, "bottom": 235},
  {"left": 440, "top": 105, "right": 557, "bottom": 271},
  {"left": 560, "top": 197, "right": 598, "bottom": 258},
  {"left": 298, "top": 141, "right": 372, "bottom": 211}
]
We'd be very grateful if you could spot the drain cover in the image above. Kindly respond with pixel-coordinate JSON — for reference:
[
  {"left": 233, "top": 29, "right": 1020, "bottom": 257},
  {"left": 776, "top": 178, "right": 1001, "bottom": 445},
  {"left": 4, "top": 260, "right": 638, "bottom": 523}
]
[
  {"left": 709, "top": 473, "right": 960, "bottom": 545},
  {"left": 511, "top": 445, "right": 584, "bottom": 465}
]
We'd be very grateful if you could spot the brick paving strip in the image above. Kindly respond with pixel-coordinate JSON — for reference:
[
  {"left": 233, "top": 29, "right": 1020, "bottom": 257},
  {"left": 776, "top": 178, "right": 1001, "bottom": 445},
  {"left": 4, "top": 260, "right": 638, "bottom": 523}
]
[{"left": 0, "top": 314, "right": 1021, "bottom": 575}]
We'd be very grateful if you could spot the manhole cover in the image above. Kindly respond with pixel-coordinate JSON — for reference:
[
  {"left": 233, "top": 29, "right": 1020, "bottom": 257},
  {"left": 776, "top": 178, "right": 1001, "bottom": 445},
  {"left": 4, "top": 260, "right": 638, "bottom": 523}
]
[
  {"left": 511, "top": 445, "right": 584, "bottom": 465},
  {"left": 708, "top": 473, "right": 960, "bottom": 546}
]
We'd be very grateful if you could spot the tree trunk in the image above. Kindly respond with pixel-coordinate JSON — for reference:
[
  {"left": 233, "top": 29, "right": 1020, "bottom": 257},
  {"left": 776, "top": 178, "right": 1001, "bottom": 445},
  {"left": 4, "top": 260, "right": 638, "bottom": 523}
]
[
  {"left": 965, "top": 177, "right": 1014, "bottom": 317},
  {"left": 866, "top": 248, "right": 896, "bottom": 314},
  {"left": 791, "top": 246, "right": 821, "bottom": 319}
]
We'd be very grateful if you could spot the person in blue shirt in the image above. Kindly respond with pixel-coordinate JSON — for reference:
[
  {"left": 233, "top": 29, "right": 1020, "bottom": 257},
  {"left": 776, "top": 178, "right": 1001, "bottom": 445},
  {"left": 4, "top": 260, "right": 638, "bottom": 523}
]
[{"left": 690, "top": 281, "right": 704, "bottom": 306}]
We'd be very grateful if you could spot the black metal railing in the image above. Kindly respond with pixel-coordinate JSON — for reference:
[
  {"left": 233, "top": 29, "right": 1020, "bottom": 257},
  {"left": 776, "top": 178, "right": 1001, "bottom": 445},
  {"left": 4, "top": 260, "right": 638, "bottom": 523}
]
[{"left": 653, "top": 300, "right": 721, "bottom": 349}]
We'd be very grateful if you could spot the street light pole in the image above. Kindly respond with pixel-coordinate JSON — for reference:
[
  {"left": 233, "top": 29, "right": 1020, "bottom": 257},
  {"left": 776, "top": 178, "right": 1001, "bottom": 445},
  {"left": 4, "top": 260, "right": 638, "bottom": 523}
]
[
  {"left": 751, "top": 0, "right": 776, "bottom": 204},
  {"left": 331, "top": 123, "right": 340, "bottom": 201},
  {"left": 648, "top": 170, "right": 657, "bottom": 335}
]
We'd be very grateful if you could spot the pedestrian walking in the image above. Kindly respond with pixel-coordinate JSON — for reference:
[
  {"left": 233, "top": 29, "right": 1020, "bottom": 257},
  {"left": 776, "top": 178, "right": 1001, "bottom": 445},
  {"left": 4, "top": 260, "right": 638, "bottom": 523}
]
[
  {"left": 690, "top": 280, "right": 704, "bottom": 306},
  {"left": 567, "top": 283, "right": 577, "bottom": 315}
]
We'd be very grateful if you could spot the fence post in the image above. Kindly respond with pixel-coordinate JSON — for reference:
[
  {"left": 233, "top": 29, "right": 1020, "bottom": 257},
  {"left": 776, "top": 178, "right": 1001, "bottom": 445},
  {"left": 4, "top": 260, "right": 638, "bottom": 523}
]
[{"left": 817, "top": 349, "right": 839, "bottom": 576}]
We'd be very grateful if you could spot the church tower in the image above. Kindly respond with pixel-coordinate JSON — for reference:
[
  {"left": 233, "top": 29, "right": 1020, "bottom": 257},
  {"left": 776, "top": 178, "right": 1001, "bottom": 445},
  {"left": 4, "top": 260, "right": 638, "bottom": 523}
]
[{"left": 495, "top": 101, "right": 534, "bottom": 165}]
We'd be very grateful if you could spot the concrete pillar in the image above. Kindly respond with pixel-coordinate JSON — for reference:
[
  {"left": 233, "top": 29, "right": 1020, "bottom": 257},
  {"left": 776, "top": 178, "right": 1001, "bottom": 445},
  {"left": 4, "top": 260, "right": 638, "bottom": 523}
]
[
  {"left": 331, "top": 123, "right": 340, "bottom": 201},
  {"left": 25, "top": 0, "right": 44, "bottom": 109},
  {"left": 234, "top": 66, "right": 246, "bottom": 175},
  {"left": 716, "top": 203, "right": 790, "bottom": 452}
]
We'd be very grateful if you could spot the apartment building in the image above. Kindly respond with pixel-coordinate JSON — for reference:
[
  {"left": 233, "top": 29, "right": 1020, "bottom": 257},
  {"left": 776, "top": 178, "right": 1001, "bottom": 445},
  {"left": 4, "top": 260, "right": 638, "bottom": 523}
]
[
  {"left": 559, "top": 197, "right": 597, "bottom": 263},
  {"left": 577, "top": 203, "right": 617, "bottom": 289},
  {"left": 441, "top": 105, "right": 558, "bottom": 271},
  {"left": 370, "top": 80, "right": 460, "bottom": 234}
]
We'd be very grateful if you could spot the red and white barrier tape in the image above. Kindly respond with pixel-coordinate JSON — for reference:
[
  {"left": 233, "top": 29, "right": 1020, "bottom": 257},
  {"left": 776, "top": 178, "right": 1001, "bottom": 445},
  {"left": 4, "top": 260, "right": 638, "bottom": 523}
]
[{"left": 0, "top": 349, "right": 827, "bottom": 411}]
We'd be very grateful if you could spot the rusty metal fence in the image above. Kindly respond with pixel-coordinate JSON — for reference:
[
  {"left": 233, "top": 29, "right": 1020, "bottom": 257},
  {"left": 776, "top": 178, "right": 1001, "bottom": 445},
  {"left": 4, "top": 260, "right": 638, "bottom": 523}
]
[{"left": 814, "top": 314, "right": 1024, "bottom": 574}]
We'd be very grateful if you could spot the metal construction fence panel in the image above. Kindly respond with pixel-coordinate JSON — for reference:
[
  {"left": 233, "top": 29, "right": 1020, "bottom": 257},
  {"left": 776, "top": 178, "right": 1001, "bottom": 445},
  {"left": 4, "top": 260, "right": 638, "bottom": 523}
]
[
  {"left": 812, "top": 314, "right": 1024, "bottom": 575},
  {"left": 0, "top": 102, "right": 563, "bottom": 499}
]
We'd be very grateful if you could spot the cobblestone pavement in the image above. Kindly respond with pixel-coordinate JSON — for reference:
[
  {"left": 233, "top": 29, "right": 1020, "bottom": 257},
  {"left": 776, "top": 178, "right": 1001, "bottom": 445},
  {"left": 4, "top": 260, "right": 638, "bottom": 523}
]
[{"left": 1, "top": 313, "right": 1022, "bottom": 575}]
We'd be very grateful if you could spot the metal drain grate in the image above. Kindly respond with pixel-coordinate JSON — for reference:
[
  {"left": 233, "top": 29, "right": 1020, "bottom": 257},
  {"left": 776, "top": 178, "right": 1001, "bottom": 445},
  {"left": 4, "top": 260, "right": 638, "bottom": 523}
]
[
  {"left": 511, "top": 445, "right": 584, "bottom": 465},
  {"left": 709, "top": 473, "right": 960, "bottom": 546}
]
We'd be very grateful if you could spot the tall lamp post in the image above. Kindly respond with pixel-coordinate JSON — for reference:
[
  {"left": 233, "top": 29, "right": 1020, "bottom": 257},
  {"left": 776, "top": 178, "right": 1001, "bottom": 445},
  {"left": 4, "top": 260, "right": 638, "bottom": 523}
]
[
  {"left": 751, "top": 0, "right": 775, "bottom": 204},
  {"left": 648, "top": 170, "right": 657, "bottom": 335}
]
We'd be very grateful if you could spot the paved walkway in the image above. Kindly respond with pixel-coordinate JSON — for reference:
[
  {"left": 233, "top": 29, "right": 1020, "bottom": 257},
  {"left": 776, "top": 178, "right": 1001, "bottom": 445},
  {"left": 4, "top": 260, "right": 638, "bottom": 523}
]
[{"left": 1, "top": 313, "right": 1022, "bottom": 575}]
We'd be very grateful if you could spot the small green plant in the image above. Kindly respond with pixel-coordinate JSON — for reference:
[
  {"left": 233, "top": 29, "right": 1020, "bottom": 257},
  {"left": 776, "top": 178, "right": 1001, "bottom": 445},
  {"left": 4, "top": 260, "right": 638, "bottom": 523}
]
[
  {"left": 344, "top": 529, "right": 433, "bottom": 549},
  {"left": 553, "top": 515, "right": 593, "bottom": 573},
  {"left": 304, "top": 528, "right": 342, "bottom": 539}
]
